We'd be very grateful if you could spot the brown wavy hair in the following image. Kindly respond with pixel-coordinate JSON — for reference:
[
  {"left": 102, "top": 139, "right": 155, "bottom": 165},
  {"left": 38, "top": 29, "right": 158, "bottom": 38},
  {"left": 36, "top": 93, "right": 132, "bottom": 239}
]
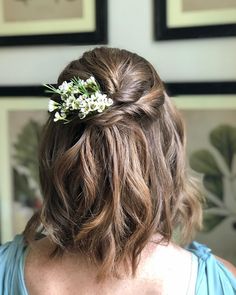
[{"left": 24, "top": 47, "right": 203, "bottom": 281}]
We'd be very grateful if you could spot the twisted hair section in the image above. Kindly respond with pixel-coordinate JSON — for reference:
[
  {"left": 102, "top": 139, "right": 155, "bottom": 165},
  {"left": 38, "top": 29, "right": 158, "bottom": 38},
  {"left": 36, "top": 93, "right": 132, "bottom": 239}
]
[{"left": 24, "top": 47, "right": 203, "bottom": 281}]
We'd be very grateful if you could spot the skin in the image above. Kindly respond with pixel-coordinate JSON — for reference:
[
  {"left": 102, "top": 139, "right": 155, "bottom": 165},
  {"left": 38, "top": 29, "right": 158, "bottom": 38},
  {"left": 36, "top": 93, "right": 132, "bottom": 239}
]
[
  {"left": 215, "top": 256, "right": 236, "bottom": 277},
  {"left": 24, "top": 236, "right": 236, "bottom": 295}
]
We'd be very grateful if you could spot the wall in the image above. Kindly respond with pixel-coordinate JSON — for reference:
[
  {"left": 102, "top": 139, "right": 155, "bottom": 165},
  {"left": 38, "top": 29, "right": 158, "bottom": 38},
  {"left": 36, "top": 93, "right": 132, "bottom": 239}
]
[{"left": 0, "top": 0, "right": 236, "bottom": 86}]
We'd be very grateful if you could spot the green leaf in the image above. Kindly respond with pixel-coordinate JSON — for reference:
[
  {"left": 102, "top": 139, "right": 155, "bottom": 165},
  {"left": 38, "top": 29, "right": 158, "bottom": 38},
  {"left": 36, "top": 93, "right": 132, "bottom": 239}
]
[
  {"left": 204, "top": 198, "right": 216, "bottom": 210},
  {"left": 189, "top": 149, "right": 222, "bottom": 176},
  {"left": 203, "top": 175, "right": 223, "bottom": 201},
  {"left": 202, "top": 212, "right": 226, "bottom": 232},
  {"left": 13, "top": 168, "right": 36, "bottom": 207},
  {"left": 13, "top": 120, "right": 42, "bottom": 184},
  {"left": 210, "top": 125, "right": 236, "bottom": 171}
]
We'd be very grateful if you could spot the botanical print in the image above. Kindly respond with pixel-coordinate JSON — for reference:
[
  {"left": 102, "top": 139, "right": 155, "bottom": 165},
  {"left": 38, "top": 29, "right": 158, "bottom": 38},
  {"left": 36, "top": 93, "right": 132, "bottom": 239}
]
[
  {"left": 182, "top": 0, "right": 236, "bottom": 12},
  {"left": 9, "top": 110, "right": 46, "bottom": 236},
  {"left": 3, "top": 0, "right": 83, "bottom": 22},
  {"left": 181, "top": 109, "right": 236, "bottom": 264}
]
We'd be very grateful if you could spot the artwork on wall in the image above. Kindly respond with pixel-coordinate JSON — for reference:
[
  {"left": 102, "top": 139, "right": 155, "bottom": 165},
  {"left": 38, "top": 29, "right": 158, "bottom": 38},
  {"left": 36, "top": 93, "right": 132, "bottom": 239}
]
[
  {"left": 175, "top": 95, "right": 236, "bottom": 264},
  {"left": 0, "top": 0, "right": 107, "bottom": 46},
  {"left": 154, "top": 0, "right": 236, "bottom": 40},
  {"left": 0, "top": 98, "right": 48, "bottom": 243},
  {"left": 0, "top": 83, "right": 236, "bottom": 263}
]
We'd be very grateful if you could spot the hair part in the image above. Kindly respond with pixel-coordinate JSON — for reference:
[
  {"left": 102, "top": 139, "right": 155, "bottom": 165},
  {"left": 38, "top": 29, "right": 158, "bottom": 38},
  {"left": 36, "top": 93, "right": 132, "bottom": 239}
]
[{"left": 24, "top": 47, "right": 203, "bottom": 281}]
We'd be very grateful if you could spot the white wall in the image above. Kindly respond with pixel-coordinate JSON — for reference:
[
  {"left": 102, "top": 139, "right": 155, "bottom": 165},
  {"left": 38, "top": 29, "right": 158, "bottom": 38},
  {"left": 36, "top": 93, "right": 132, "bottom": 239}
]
[{"left": 0, "top": 0, "right": 236, "bottom": 86}]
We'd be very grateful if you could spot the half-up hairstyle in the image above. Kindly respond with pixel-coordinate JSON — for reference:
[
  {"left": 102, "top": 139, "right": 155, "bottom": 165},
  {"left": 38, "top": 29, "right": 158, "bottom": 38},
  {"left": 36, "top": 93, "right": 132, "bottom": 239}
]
[{"left": 24, "top": 47, "right": 203, "bottom": 281}]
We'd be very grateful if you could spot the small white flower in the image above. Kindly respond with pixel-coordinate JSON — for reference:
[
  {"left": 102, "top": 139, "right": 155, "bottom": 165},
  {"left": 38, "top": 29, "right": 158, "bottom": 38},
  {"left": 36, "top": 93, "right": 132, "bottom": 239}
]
[
  {"left": 72, "top": 86, "right": 80, "bottom": 94},
  {"left": 90, "top": 104, "right": 97, "bottom": 111},
  {"left": 79, "top": 80, "right": 86, "bottom": 86},
  {"left": 95, "top": 91, "right": 102, "bottom": 97},
  {"left": 65, "top": 95, "right": 75, "bottom": 109},
  {"left": 86, "top": 76, "right": 96, "bottom": 85},
  {"left": 75, "top": 95, "right": 83, "bottom": 103},
  {"left": 79, "top": 112, "right": 86, "bottom": 119},
  {"left": 58, "top": 81, "right": 72, "bottom": 93},
  {"left": 90, "top": 94, "right": 97, "bottom": 101},
  {"left": 71, "top": 100, "right": 80, "bottom": 110},
  {"left": 80, "top": 100, "right": 87, "bottom": 108},
  {"left": 106, "top": 98, "right": 113, "bottom": 106},
  {"left": 95, "top": 92, "right": 106, "bottom": 103},
  {"left": 97, "top": 103, "right": 106, "bottom": 113},
  {"left": 48, "top": 99, "right": 59, "bottom": 112},
  {"left": 54, "top": 111, "right": 66, "bottom": 122}
]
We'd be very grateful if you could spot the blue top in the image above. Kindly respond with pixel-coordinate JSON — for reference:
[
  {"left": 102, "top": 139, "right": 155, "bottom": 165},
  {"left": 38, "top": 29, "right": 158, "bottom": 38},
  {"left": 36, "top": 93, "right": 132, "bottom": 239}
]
[{"left": 0, "top": 235, "right": 236, "bottom": 294}]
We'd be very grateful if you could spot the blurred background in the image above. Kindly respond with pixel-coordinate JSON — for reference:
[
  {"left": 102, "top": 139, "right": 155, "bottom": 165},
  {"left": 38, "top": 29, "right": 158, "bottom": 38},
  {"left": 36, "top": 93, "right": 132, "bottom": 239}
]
[{"left": 0, "top": 0, "right": 236, "bottom": 263}]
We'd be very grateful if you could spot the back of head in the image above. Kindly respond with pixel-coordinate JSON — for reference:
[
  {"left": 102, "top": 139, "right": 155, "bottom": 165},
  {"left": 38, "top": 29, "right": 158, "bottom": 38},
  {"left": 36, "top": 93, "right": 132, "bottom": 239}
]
[{"left": 24, "top": 47, "right": 202, "bottom": 281}]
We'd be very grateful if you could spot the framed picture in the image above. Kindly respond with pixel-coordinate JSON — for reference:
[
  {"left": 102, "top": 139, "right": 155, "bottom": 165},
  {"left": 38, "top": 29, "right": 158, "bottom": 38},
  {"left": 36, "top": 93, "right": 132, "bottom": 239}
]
[
  {"left": 0, "top": 0, "right": 107, "bottom": 46},
  {"left": 175, "top": 95, "right": 236, "bottom": 264},
  {"left": 0, "top": 97, "right": 48, "bottom": 243},
  {"left": 154, "top": 0, "right": 236, "bottom": 40}
]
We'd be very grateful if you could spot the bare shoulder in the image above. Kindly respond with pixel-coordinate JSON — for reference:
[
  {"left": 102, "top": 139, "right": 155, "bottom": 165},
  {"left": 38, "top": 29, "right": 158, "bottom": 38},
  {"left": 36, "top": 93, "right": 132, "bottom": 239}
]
[
  {"left": 25, "top": 236, "right": 55, "bottom": 268},
  {"left": 140, "top": 238, "right": 191, "bottom": 264},
  {"left": 24, "top": 237, "right": 58, "bottom": 294},
  {"left": 24, "top": 236, "right": 195, "bottom": 295},
  {"left": 215, "top": 255, "right": 236, "bottom": 278},
  {"left": 138, "top": 242, "right": 195, "bottom": 295}
]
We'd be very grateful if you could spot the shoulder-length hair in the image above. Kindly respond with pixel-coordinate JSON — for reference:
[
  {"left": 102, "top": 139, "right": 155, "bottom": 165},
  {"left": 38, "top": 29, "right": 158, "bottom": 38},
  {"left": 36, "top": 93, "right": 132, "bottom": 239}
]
[{"left": 24, "top": 47, "right": 203, "bottom": 281}]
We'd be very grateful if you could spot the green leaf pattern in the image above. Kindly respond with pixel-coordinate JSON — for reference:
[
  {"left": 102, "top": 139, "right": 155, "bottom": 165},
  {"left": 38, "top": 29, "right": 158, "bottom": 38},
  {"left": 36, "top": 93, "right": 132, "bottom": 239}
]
[
  {"left": 190, "top": 124, "right": 236, "bottom": 232},
  {"left": 13, "top": 120, "right": 43, "bottom": 209}
]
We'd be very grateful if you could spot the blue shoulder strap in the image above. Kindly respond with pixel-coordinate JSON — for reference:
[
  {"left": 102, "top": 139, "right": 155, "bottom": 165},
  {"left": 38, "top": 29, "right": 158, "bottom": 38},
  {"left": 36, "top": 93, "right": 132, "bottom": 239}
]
[
  {"left": 0, "top": 235, "right": 28, "bottom": 295},
  {"left": 187, "top": 241, "right": 236, "bottom": 295}
]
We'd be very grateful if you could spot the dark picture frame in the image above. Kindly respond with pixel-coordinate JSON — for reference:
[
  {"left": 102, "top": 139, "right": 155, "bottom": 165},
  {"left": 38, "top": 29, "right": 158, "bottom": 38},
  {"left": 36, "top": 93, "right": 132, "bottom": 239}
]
[
  {"left": 154, "top": 0, "right": 236, "bottom": 40},
  {"left": 1, "top": 81, "right": 236, "bottom": 97},
  {"left": 0, "top": 0, "right": 107, "bottom": 46}
]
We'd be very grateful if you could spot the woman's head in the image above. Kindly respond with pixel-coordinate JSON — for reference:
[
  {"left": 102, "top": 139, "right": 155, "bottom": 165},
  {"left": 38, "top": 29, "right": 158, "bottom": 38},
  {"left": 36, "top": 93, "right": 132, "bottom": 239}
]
[{"left": 24, "top": 47, "right": 202, "bottom": 280}]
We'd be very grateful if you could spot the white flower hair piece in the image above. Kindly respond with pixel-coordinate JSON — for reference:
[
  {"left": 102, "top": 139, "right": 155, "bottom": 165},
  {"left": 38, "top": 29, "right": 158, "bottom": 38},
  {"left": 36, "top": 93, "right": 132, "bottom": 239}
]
[{"left": 44, "top": 76, "right": 113, "bottom": 122}]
